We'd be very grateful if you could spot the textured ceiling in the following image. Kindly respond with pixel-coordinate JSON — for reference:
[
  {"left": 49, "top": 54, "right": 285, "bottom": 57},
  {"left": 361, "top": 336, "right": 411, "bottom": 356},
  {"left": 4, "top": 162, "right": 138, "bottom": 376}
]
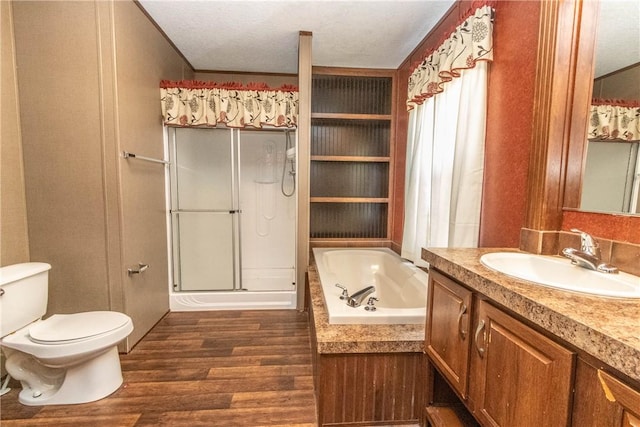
[
  {"left": 138, "top": 0, "right": 456, "bottom": 73},
  {"left": 137, "top": 0, "right": 639, "bottom": 77},
  {"left": 595, "top": 0, "right": 640, "bottom": 77}
]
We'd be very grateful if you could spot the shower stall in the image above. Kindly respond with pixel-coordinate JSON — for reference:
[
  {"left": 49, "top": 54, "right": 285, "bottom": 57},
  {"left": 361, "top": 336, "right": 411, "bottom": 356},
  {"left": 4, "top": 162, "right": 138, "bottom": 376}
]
[{"left": 167, "top": 127, "right": 297, "bottom": 310}]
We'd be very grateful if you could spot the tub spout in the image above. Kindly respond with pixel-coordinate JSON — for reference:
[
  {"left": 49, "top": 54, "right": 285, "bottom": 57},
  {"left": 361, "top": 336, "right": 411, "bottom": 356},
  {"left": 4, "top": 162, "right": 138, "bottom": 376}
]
[{"left": 346, "top": 285, "right": 376, "bottom": 308}]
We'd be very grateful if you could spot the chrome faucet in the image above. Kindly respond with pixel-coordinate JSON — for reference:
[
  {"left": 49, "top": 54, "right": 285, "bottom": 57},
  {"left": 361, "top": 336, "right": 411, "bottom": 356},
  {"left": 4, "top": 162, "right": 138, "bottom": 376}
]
[
  {"left": 345, "top": 285, "right": 376, "bottom": 308},
  {"left": 562, "top": 229, "right": 618, "bottom": 274}
]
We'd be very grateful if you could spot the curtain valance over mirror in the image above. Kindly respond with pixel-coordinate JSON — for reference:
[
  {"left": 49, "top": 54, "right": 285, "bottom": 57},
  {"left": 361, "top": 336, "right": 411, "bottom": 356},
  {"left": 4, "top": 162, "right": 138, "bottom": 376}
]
[
  {"left": 589, "top": 99, "right": 640, "bottom": 142},
  {"left": 406, "top": 4, "right": 494, "bottom": 110},
  {"left": 160, "top": 81, "right": 298, "bottom": 129}
]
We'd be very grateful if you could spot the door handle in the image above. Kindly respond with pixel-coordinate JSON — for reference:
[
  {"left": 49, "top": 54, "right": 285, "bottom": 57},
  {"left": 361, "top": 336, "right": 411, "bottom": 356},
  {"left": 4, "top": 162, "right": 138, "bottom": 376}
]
[{"left": 128, "top": 263, "right": 149, "bottom": 275}]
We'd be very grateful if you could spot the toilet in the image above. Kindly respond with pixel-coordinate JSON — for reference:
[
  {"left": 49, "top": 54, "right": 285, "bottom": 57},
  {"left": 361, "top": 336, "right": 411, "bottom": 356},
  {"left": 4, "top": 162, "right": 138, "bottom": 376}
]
[{"left": 0, "top": 262, "right": 133, "bottom": 406}]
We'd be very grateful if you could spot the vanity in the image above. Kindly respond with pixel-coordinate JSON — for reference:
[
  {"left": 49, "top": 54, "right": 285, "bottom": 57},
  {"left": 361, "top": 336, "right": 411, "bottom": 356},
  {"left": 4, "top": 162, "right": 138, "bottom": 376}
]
[{"left": 422, "top": 247, "right": 640, "bottom": 427}]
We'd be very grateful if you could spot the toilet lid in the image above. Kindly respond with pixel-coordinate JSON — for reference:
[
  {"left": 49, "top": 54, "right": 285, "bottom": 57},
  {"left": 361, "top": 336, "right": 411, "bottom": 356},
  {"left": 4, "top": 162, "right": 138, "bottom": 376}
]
[{"left": 29, "top": 311, "right": 130, "bottom": 344}]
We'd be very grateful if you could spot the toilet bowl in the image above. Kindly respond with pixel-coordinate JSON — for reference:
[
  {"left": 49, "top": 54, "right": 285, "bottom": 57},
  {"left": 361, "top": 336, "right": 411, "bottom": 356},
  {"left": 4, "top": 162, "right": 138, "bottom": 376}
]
[{"left": 0, "top": 263, "right": 134, "bottom": 406}]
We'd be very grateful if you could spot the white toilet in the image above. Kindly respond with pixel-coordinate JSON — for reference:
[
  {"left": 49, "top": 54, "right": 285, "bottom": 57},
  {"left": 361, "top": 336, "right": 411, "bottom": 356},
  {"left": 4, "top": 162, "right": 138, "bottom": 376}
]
[{"left": 0, "top": 262, "right": 133, "bottom": 406}]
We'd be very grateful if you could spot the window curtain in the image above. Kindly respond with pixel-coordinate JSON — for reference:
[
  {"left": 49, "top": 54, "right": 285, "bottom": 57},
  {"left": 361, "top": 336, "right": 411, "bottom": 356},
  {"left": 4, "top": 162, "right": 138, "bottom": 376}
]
[
  {"left": 588, "top": 100, "right": 640, "bottom": 141},
  {"left": 160, "top": 81, "right": 298, "bottom": 129},
  {"left": 401, "top": 5, "right": 493, "bottom": 266}
]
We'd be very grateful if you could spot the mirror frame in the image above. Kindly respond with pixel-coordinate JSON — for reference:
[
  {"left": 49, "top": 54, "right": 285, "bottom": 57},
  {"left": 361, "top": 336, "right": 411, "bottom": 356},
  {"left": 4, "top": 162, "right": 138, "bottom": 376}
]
[
  {"left": 563, "top": 1, "right": 598, "bottom": 210},
  {"left": 523, "top": 0, "right": 598, "bottom": 231},
  {"left": 563, "top": 1, "right": 639, "bottom": 213},
  {"left": 522, "top": 0, "right": 640, "bottom": 252}
]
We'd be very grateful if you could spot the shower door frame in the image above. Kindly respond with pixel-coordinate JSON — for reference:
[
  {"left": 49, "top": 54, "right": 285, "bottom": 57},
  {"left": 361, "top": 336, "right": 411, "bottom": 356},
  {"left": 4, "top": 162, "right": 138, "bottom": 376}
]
[{"left": 168, "top": 127, "right": 243, "bottom": 292}]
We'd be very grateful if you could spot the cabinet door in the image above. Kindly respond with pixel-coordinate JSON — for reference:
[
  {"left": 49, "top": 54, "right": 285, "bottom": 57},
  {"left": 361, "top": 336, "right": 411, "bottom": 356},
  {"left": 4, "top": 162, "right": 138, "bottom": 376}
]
[
  {"left": 425, "top": 270, "right": 473, "bottom": 398},
  {"left": 598, "top": 370, "right": 640, "bottom": 427},
  {"left": 571, "top": 358, "right": 623, "bottom": 427},
  {"left": 472, "top": 300, "right": 574, "bottom": 427}
]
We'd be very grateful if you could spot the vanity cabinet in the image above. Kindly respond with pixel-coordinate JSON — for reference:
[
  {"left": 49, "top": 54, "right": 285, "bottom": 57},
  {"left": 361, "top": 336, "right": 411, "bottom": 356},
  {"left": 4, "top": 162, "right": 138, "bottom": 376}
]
[
  {"left": 425, "top": 269, "right": 574, "bottom": 426},
  {"left": 571, "top": 356, "right": 640, "bottom": 427},
  {"left": 425, "top": 270, "right": 473, "bottom": 398},
  {"left": 470, "top": 299, "right": 574, "bottom": 426},
  {"left": 598, "top": 370, "right": 640, "bottom": 426}
]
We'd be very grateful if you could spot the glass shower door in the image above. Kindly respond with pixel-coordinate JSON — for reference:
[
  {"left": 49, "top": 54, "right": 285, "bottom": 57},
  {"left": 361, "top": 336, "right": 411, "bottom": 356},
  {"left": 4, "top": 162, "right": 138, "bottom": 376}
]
[{"left": 170, "top": 127, "right": 239, "bottom": 291}]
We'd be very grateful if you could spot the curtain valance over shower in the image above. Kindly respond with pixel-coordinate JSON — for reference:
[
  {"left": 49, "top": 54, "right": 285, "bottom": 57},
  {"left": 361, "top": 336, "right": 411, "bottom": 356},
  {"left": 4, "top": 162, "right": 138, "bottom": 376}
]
[
  {"left": 588, "top": 99, "right": 640, "bottom": 141},
  {"left": 160, "top": 80, "right": 298, "bottom": 129},
  {"left": 406, "top": 4, "right": 494, "bottom": 110}
]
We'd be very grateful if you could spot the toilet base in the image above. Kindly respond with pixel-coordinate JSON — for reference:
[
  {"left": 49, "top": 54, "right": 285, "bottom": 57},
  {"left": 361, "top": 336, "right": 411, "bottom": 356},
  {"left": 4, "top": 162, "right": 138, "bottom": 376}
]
[{"left": 14, "top": 346, "right": 124, "bottom": 406}]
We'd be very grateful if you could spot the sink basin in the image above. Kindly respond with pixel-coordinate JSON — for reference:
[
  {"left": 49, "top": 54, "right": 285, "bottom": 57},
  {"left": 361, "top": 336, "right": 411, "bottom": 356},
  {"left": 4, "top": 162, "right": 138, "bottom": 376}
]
[{"left": 480, "top": 252, "right": 640, "bottom": 298}]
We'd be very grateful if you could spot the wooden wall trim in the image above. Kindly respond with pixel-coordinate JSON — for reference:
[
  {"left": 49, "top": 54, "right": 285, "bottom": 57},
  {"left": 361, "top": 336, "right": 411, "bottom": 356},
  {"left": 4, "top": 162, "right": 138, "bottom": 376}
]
[
  {"left": 525, "top": 0, "right": 588, "bottom": 231},
  {"left": 312, "top": 66, "right": 395, "bottom": 77},
  {"left": 563, "top": 1, "right": 599, "bottom": 209},
  {"left": 523, "top": 0, "right": 640, "bottom": 249},
  {"left": 297, "top": 31, "right": 312, "bottom": 310},
  {"left": 525, "top": 0, "right": 564, "bottom": 231}
]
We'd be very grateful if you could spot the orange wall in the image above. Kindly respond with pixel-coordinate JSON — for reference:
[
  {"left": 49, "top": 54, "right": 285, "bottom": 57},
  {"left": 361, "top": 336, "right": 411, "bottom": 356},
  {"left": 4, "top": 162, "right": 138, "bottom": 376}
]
[
  {"left": 393, "top": 1, "right": 541, "bottom": 249},
  {"left": 562, "top": 211, "right": 640, "bottom": 244}
]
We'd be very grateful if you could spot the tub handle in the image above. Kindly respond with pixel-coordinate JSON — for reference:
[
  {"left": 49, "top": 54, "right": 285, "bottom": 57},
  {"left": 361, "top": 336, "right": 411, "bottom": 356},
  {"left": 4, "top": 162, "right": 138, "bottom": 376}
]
[
  {"left": 335, "top": 283, "right": 349, "bottom": 300},
  {"left": 475, "top": 319, "right": 486, "bottom": 358},
  {"left": 364, "top": 297, "right": 379, "bottom": 311},
  {"left": 457, "top": 303, "right": 468, "bottom": 340}
]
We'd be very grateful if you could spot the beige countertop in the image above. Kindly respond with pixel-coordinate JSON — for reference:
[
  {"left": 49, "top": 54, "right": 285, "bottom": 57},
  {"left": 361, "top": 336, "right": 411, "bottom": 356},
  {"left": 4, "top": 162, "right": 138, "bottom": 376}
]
[
  {"left": 307, "top": 258, "right": 424, "bottom": 354},
  {"left": 422, "top": 247, "right": 640, "bottom": 383}
]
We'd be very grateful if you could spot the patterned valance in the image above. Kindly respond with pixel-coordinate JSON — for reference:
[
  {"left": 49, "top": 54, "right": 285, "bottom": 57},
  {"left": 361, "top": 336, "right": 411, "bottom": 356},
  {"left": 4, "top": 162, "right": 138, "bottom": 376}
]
[
  {"left": 588, "top": 99, "right": 640, "bottom": 141},
  {"left": 407, "top": 4, "right": 494, "bottom": 110},
  {"left": 160, "top": 81, "right": 298, "bottom": 128}
]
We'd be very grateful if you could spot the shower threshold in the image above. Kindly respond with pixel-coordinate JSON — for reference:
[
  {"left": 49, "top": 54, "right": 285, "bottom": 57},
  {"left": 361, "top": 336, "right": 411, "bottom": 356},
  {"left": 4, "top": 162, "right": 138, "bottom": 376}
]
[{"left": 170, "top": 290, "right": 297, "bottom": 311}]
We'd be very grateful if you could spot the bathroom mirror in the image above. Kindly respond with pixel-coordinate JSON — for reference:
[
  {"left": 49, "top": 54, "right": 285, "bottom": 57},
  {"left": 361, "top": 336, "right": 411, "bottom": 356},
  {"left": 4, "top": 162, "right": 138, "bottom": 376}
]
[{"left": 574, "top": 0, "right": 640, "bottom": 215}]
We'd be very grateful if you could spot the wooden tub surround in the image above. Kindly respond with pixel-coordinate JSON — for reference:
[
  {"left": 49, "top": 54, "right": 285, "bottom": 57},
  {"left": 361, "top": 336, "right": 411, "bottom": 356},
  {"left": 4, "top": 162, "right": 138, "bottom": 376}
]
[
  {"left": 422, "top": 247, "right": 640, "bottom": 427},
  {"left": 307, "top": 254, "right": 427, "bottom": 426}
]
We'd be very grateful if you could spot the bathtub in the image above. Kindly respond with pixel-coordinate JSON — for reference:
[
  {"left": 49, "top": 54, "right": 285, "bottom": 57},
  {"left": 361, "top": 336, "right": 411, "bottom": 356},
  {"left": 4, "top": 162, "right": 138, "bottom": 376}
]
[{"left": 312, "top": 247, "right": 428, "bottom": 324}]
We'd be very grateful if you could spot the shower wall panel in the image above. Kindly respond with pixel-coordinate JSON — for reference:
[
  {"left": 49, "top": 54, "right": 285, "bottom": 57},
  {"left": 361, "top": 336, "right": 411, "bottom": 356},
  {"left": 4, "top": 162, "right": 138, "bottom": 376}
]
[{"left": 239, "top": 131, "right": 296, "bottom": 291}]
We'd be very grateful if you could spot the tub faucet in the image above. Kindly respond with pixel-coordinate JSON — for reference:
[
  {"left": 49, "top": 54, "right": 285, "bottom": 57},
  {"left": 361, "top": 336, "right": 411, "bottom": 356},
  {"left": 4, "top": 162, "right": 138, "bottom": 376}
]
[
  {"left": 561, "top": 229, "right": 618, "bottom": 274},
  {"left": 346, "top": 285, "right": 376, "bottom": 308}
]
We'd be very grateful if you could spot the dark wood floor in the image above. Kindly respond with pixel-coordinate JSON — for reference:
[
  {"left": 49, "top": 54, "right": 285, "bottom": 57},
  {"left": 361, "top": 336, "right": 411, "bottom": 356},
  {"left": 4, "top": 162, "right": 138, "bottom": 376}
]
[{"left": 1, "top": 310, "right": 317, "bottom": 426}]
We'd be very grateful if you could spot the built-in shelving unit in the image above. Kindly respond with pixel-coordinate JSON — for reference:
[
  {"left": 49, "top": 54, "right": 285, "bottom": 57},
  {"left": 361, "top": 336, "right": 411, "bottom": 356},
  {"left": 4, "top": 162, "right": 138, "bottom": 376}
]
[{"left": 310, "top": 68, "right": 395, "bottom": 241}]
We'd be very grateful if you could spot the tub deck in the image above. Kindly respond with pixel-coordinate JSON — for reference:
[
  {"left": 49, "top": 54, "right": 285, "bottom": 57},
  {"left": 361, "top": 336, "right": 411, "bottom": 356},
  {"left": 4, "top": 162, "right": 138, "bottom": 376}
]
[
  {"left": 307, "top": 251, "right": 428, "bottom": 426},
  {"left": 307, "top": 252, "right": 425, "bottom": 354}
]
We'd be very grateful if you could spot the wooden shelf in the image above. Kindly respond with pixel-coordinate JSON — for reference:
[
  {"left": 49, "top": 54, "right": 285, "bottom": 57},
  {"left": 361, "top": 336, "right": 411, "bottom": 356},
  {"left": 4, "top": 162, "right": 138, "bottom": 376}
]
[
  {"left": 310, "top": 70, "right": 394, "bottom": 240},
  {"left": 312, "top": 113, "right": 392, "bottom": 121},
  {"left": 311, "top": 155, "right": 390, "bottom": 162},
  {"left": 310, "top": 197, "right": 389, "bottom": 203}
]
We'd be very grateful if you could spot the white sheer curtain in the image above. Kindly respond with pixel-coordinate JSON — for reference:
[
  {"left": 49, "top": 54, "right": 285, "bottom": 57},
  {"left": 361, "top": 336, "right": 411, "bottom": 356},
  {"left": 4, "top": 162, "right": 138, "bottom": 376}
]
[{"left": 401, "top": 62, "right": 488, "bottom": 266}]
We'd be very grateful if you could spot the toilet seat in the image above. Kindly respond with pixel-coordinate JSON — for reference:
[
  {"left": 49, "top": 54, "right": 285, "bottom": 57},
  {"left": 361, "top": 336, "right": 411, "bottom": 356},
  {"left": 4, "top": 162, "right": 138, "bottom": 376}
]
[{"left": 28, "top": 312, "right": 131, "bottom": 344}]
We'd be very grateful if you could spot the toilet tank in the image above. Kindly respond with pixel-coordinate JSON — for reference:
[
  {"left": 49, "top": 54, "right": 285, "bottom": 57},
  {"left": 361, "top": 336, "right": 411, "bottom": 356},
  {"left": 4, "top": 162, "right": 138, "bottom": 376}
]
[{"left": 0, "top": 262, "right": 51, "bottom": 337}]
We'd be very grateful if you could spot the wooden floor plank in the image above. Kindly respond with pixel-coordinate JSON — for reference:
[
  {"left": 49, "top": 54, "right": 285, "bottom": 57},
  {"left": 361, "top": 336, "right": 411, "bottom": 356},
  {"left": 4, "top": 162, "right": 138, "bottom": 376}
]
[
  {"left": 208, "top": 364, "right": 312, "bottom": 379},
  {"left": 135, "top": 406, "right": 317, "bottom": 427},
  {"left": 1, "top": 414, "right": 141, "bottom": 427},
  {"left": 0, "top": 310, "right": 318, "bottom": 426},
  {"left": 230, "top": 389, "right": 316, "bottom": 408}
]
